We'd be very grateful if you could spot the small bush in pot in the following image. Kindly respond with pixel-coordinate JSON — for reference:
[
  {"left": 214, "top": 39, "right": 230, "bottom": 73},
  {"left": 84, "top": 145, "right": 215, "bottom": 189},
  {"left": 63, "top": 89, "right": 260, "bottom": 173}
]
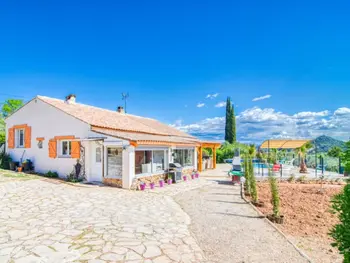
[
  {"left": 139, "top": 182, "right": 146, "bottom": 191},
  {"left": 159, "top": 179, "right": 164, "bottom": 187}
]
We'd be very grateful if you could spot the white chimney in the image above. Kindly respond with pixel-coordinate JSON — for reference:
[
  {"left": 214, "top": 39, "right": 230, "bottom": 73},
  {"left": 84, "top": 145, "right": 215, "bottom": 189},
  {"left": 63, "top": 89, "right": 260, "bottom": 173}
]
[
  {"left": 65, "top": 94, "right": 76, "bottom": 104},
  {"left": 117, "top": 106, "right": 125, "bottom": 114}
]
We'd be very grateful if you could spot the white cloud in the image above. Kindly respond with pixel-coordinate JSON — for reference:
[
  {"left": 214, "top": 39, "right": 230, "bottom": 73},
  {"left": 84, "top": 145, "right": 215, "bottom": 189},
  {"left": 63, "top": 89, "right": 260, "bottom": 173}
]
[
  {"left": 215, "top": 101, "right": 226, "bottom": 108},
  {"left": 197, "top": 103, "right": 205, "bottom": 108},
  {"left": 252, "top": 94, "right": 272, "bottom": 102},
  {"left": 334, "top": 107, "right": 350, "bottom": 116},
  {"left": 206, "top": 93, "right": 219, "bottom": 99},
  {"left": 293, "top": 110, "right": 330, "bottom": 118},
  {"left": 173, "top": 106, "right": 350, "bottom": 143}
]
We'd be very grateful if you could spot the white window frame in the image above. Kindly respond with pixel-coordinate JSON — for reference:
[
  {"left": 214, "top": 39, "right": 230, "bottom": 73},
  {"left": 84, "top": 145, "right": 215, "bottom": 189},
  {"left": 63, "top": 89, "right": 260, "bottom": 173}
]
[
  {"left": 60, "top": 140, "right": 72, "bottom": 157},
  {"left": 173, "top": 148, "right": 195, "bottom": 168},
  {"left": 96, "top": 146, "right": 102, "bottom": 163},
  {"left": 135, "top": 149, "right": 167, "bottom": 178},
  {"left": 16, "top": 128, "right": 25, "bottom": 148}
]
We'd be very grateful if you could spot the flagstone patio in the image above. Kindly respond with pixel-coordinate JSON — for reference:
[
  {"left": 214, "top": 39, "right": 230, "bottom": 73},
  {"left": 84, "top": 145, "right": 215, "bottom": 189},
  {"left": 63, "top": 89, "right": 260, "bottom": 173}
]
[{"left": 0, "top": 177, "right": 205, "bottom": 263}]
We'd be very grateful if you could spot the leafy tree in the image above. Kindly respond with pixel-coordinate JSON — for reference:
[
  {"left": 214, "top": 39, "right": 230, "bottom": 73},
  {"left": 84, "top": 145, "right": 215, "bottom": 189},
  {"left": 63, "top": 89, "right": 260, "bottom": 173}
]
[
  {"left": 328, "top": 146, "right": 343, "bottom": 174},
  {"left": 343, "top": 142, "right": 350, "bottom": 174},
  {"left": 329, "top": 183, "right": 350, "bottom": 262},
  {"left": 328, "top": 146, "right": 343, "bottom": 158},
  {"left": 2, "top": 99, "right": 23, "bottom": 118},
  {"left": 295, "top": 142, "right": 313, "bottom": 173},
  {"left": 0, "top": 99, "right": 23, "bottom": 144}
]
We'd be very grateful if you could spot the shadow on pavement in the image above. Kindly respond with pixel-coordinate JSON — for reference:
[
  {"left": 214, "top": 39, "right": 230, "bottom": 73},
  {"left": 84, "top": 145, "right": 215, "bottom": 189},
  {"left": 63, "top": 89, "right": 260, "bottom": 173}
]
[
  {"left": 207, "top": 200, "right": 246, "bottom": 204},
  {"left": 213, "top": 212, "right": 265, "bottom": 219}
]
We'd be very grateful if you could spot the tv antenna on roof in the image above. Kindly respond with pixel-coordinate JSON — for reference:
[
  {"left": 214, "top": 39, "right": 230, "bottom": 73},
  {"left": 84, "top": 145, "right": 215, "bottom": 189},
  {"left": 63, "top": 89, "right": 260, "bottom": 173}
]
[{"left": 121, "top": 92, "right": 129, "bottom": 113}]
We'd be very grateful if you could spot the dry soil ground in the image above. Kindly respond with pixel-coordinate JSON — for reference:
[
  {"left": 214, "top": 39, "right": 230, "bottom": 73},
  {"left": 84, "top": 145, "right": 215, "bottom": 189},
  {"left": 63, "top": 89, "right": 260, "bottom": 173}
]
[{"left": 255, "top": 182, "right": 343, "bottom": 263}]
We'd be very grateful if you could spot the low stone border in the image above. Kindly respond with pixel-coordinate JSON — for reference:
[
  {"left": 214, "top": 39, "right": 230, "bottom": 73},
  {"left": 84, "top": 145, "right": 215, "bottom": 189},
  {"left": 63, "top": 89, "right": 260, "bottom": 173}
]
[{"left": 240, "top": 184, "right": 313, "bottom": 263}]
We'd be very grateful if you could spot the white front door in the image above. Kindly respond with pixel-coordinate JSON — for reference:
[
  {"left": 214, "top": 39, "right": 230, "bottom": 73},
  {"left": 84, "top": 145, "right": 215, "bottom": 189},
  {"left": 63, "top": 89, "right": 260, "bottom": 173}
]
[{"left": 90, "top": 143, "right": 103, "bottom": 182}]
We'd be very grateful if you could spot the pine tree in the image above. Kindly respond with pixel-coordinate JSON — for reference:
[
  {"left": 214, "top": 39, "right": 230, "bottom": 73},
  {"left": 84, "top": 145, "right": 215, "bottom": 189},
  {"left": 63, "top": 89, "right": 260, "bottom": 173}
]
[{"left": 225, "top": 97, "right": 232, "bottom": 142}]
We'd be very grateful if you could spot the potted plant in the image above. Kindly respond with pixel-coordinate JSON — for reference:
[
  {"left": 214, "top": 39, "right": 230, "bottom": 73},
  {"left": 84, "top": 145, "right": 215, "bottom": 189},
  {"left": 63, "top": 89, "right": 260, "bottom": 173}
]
[
  {"left": 139, "top": 182, "right": 146, "bottom": 191},
  {"left": 9, "top": 158, "right": 16, "bottom": 171},
  {"left": 159, "top": 179, "right": 164, "bottom": 188},
  {"left": 167, "top": 177, "right": 173, "bottom": 185},
  {"left": 191, "top": 172, "right": 195, "bottom": 180},
  {"left": 183, "top": 175, "right": 187, "bottom": 181},
  {"left": 150, "top": 182, "right": 155, "bottom": 189},
  {"left": 195, "top": 172, "right": 200, "bottom": 178},
  {"left": 22, "top": 159, "right": 31, "bottom": 172},
  {"left": 17, "top": 166, "right": 23, "bottom": 172}
]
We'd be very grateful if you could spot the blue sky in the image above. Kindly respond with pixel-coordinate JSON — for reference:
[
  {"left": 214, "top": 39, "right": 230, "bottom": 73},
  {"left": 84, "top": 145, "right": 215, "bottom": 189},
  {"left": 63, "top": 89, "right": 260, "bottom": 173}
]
[{"left": 1, "top": 1, "right": 350, "bottom": 143}]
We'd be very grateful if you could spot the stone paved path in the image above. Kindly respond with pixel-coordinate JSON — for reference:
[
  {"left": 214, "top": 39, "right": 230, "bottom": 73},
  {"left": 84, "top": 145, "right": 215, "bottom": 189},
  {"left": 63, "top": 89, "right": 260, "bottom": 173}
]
[
  {"left": 175, "top": 179, "right": 309, "bottom": 263},
  {"left": 0, "top": 179, "right": 205, "bottom": 263}
]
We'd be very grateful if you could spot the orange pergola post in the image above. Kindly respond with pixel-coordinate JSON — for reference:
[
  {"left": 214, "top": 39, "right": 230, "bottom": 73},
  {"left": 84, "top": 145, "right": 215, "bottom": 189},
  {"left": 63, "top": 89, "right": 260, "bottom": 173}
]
[
  {"left": 198, "top": 146, "right": 203, "bottom": 172},
  {"left": 213, "top": 147, "right": 217, "bottom": 169}
]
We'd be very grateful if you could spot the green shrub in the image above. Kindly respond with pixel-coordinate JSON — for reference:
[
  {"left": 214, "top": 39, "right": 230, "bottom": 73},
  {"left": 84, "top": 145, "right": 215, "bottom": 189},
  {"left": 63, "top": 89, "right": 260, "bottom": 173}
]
[
  {"left": 287, "top": 174, "right": 295, "bottom": 183},
  {"left": 66, "top": 172, "right": 83, "bottom": 183},
  {"left": 244, "top": 157, "right": 251, "bottom": 194},
  {"left": 297, "top": 175, "right": 307, "bottom": 183},
  {"left": 249, "top": 158, "right": 258, "bottom": 202},
  {"left": 0, "top": 151, "right": 11, "bottom": 169},
  {"left": 45, "top": 171, "right": 59, "bottom": 178},
  {"left": 269, "top": 171, "right": 280, "bottom": 217},
  {"left": 329, "top": 183, "right": 350, "bottom": 262}
]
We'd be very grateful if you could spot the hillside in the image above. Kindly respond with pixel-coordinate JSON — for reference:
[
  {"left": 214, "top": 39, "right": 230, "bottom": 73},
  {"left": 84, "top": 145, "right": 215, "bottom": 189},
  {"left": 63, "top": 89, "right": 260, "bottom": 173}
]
[{"left": 311, "top": 135, "right": 346, "bottom": 153}]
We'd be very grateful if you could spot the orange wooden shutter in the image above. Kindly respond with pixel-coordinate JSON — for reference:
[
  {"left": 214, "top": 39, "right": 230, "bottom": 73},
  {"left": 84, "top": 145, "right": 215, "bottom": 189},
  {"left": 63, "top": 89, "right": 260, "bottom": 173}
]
[
  {"left": 24, "top": 126, "right": 31, "bottom": 148},
  {"left": 71, "top": 141, "right": 80, "bottom": 159},
  {"left": 8, "top": 128, "right": 15, "bottom": 149},
  {"left": 48, "top": 139, "right": 57, "bottom": 158}
]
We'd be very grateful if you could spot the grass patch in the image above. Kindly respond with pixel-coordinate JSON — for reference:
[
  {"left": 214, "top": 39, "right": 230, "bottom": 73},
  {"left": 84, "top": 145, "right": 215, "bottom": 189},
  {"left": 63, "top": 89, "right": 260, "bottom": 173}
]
[{"left": 0, "top": 169, "right": 39, "bottom": 181}]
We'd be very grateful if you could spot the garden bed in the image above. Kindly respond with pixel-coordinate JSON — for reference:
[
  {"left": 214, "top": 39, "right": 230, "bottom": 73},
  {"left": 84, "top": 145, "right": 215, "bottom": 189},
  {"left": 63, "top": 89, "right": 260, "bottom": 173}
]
[{"left": 253, "top": 181, "right": 343, "bottom": 263}]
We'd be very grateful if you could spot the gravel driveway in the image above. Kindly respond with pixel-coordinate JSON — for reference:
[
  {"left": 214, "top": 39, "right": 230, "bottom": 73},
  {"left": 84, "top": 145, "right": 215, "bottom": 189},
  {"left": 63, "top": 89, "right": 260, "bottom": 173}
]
[{"left": 174, "top": 179, "right": 310, "bottom": 263}]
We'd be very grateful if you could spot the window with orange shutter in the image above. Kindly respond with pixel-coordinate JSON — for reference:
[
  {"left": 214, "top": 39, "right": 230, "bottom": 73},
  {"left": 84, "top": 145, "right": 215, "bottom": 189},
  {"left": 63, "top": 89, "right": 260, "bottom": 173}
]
[
  {"left": 24, "top": 126, "right": 31, "bottom": 148},
  {"left": 71, "top": 141, "right": 81, "bottom": 159},
  {"left": 7, "top": 128, "right": 15, "bottom": 149}
]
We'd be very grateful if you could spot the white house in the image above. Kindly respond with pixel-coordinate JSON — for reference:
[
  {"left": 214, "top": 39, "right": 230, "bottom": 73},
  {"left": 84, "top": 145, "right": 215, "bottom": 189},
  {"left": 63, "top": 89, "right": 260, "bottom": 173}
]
[{"left": 5, "top": 95, "right": 219, "bottom": 189}]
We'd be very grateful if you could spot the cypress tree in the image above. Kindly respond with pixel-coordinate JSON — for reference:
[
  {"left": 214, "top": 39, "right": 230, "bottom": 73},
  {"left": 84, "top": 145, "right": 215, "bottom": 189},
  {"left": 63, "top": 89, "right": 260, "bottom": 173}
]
[
  {"left": 232, "top": 104, "right": 236, "bottom": 143},
  {"left": 225, "top": 97, "right": 232, "bottom": 142}
]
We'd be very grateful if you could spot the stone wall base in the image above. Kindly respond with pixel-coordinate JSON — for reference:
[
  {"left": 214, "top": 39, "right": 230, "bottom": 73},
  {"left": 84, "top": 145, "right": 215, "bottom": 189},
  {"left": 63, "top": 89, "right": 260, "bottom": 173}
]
[{"left": 103, "top": 178, "right": 123, "bottom": 188}]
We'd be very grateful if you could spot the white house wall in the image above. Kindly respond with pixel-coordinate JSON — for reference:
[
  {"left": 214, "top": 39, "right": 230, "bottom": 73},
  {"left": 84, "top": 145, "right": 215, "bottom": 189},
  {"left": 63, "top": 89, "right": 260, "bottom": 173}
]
[{"left": 5, "top": 98, "right": 90, "bottom": 178}]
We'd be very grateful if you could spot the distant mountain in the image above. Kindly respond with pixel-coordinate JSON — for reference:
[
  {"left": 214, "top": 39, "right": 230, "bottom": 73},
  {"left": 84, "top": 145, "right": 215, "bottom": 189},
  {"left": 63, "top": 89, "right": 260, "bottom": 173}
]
[{"left": 311, "top": 135, "right": 346, "bottom": 153}]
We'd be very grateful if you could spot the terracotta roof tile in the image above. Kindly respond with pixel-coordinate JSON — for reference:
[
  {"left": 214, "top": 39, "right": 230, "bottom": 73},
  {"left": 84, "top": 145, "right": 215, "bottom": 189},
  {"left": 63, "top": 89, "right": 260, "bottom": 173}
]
[
  {"left": 38, "top": 96, "right": 194, "bottom": 138},
  {"left": 91, "top": 126, "right": 200, "bottom": 145}
]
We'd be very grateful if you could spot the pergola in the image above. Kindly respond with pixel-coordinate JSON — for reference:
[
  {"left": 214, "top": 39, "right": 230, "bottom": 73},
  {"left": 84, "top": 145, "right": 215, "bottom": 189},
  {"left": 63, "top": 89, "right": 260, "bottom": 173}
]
[
  {"left": 197, "top": 141, "right": 221, "bottom": 172},
  {"left": 260, "top": 139, "right": 321, "bottom": 177},
  {"left": 260, "top": 139, "right": 311, "bottom": 149}
]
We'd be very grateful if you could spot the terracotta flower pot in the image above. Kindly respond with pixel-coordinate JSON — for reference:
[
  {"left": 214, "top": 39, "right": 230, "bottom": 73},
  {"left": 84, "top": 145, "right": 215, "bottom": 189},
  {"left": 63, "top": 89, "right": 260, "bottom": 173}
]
[{"left": 17, "top": 167, "right": 23, "bottom": 172}]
